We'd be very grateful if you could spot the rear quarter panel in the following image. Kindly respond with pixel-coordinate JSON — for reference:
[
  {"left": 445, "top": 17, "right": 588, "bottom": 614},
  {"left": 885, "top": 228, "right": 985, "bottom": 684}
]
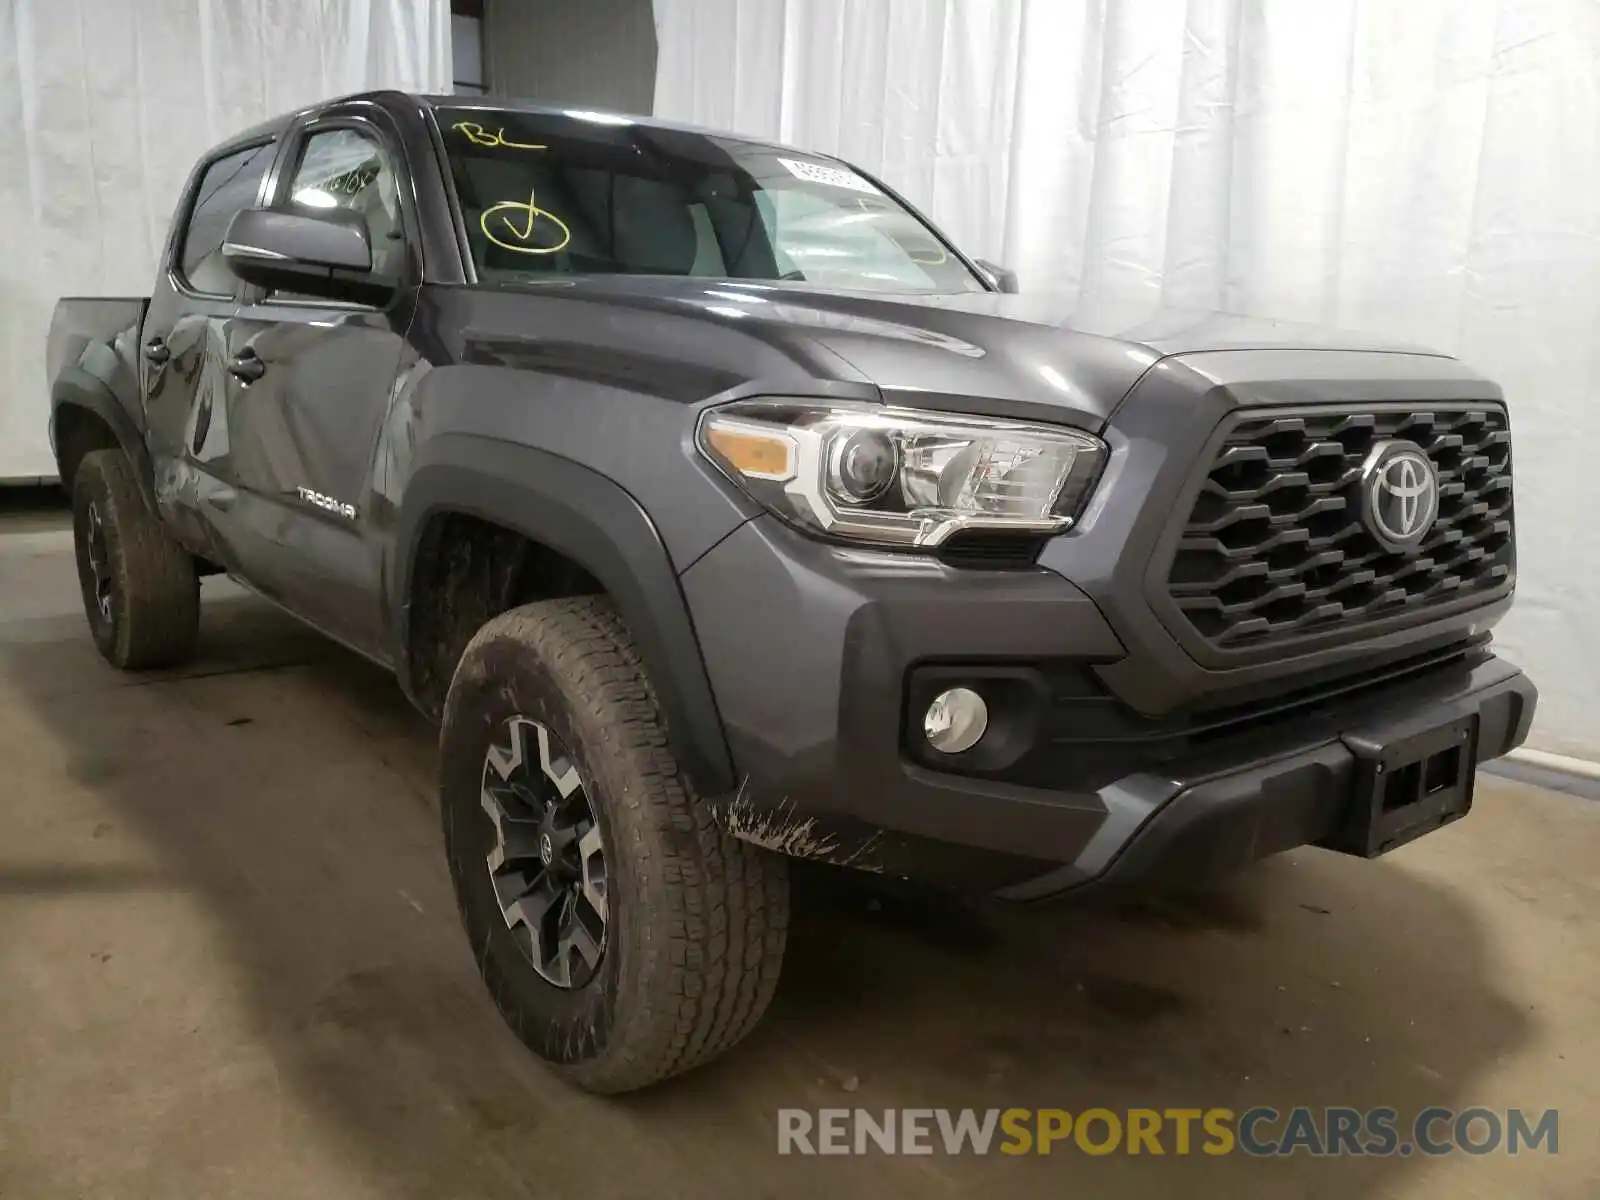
[
  {"left": 46, "top": 297, "right": 149, "bottom": 476},
  {"left": 47, "top": 299, "right": 147, "bottom": 414}
]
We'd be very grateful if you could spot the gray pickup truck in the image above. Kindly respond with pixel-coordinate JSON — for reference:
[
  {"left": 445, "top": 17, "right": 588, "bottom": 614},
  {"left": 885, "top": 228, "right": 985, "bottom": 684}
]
[{"left": 47, "top": 91, "right": 1533, "bottom": 1092}]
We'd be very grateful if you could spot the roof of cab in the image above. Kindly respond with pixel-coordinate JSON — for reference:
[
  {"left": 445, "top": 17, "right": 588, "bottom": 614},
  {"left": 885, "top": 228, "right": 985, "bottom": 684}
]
[
  {"left": 419, "top": 93, "right": 800, "bottom": 154},
  {"left": 205, "top": 89, "right": 805, "bottom": 161},
  {"left": 206, "top": 89, "right": 418, "bottom": 154}
]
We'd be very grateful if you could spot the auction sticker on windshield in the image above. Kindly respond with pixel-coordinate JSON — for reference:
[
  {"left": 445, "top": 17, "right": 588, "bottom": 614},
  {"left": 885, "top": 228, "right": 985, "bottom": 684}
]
[{"left": 778, "top": 157, "right": 882, "bottom": 194}]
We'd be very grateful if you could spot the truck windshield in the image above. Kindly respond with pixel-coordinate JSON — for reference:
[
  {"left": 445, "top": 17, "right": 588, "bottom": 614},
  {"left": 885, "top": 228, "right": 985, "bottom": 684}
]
[{"left": 436, "top": 106, "right": 986, "bottom": 295}]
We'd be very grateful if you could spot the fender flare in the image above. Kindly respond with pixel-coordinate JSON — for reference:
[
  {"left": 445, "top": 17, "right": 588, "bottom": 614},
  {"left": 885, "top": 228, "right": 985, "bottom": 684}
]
[
  {"left": 391, "top": 433, "right": 737, "bottom": 796},
  {"left": 50, "top": 368, "right": 156, "bottom": 505}
]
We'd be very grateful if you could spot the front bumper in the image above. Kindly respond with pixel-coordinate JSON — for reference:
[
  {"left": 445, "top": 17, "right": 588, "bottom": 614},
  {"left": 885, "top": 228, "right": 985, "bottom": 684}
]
[
  {"left": 680, "top": 515, "right": 1536, "bottom": 899},
  {"left": 995, "top": 652, "right": 1534, "bottom": 900}
]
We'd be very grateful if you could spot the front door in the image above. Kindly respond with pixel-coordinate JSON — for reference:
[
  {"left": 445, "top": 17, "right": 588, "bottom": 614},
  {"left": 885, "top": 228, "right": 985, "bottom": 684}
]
[{"left": 221, "top": 116, "right": 420, "bottom": 660}]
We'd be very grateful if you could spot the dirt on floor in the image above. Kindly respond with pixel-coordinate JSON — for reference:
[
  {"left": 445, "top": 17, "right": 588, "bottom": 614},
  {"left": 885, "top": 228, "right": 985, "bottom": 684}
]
[{"left": 0, "top": 511, "right": 1595, "bottom": 1199}]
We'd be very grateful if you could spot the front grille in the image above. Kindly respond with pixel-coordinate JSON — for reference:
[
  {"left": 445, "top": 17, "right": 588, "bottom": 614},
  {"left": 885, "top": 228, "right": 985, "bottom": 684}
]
[{"left": 1166, "top": 407, "right": 1514, "bottom": 648}]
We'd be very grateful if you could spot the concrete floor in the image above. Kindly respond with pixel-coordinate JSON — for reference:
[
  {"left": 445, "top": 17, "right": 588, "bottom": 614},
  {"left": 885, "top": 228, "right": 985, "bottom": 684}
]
[{"left": 0, "top": 495, "right": 1595, "bottom": 1199}]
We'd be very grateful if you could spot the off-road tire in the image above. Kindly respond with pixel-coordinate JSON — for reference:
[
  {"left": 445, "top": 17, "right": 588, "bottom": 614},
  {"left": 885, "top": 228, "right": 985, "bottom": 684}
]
[
  {"left": 440, "top": 596, "right": 789, "bottom": 1093},
  {"left": 71, "top": 449, "right": 200, "bottom": 670}
]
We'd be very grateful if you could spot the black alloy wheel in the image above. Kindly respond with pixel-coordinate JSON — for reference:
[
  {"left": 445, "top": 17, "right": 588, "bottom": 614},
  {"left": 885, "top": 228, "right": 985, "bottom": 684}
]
[
  {"left": 82, "top": 499, "right": 114, "bottom": 623},
  {"left": 480, "top": 715, "right": 609, "bottom": 989}
]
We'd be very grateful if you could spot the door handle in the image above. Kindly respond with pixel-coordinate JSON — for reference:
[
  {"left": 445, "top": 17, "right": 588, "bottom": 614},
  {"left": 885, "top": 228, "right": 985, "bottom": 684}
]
[
  {"left": 143, "top": 337, "right": 170, "bottom": 365},
  {"left": 227, "top": 349, "right": 266, "bottom": 383}
]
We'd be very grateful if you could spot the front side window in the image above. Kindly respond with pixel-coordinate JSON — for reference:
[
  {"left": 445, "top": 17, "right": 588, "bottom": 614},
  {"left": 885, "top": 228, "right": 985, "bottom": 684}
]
[
  {"left": 437, "top": 106, "right": 985, "bottom": 295},
  {"left": 179, "top": 142, "right": 275, "bottom": 294},
  {"left": 286, "top": 126, "right": 406, "bottom": 278}
]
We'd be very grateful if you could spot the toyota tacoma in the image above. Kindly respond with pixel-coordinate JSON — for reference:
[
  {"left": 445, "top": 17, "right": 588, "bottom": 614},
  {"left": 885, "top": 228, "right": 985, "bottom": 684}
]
[{"left": 46, "top": 92, "right": 1534, "bottom": 1092}]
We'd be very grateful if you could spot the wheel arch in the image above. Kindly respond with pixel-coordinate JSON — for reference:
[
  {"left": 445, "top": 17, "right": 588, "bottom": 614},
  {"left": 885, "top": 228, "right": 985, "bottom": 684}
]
[
  {"left": 392, "top": 433, "right": 737, "bottom": 797},
  {"left": 51, "top": 370, "right": 154, "bottom": 503}
]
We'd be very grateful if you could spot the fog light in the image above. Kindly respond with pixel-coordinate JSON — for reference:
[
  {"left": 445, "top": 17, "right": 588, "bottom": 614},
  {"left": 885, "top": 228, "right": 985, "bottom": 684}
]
[{"left": 924, "top": 687, "right": 988, "bottom": 754}]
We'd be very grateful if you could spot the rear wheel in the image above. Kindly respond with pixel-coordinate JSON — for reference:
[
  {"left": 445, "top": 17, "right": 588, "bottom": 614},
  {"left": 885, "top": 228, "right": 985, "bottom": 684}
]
[
  {"left": 71, "top": 449, "right": 199, "bottom": 670},
  {"left": 440, "top": 596, "right": 788, "bottom": 1093}
]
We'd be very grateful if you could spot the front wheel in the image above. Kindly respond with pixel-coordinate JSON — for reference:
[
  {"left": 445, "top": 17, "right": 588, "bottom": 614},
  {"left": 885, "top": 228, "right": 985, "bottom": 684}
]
[{"left": 439, "top": 596, "right": 788, "bottom": 1093}]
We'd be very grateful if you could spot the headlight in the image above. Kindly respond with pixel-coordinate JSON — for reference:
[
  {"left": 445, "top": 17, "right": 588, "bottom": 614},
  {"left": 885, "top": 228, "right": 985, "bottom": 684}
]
[{"left": 698, "top": 400, "right": 1106, "bottom": 548}]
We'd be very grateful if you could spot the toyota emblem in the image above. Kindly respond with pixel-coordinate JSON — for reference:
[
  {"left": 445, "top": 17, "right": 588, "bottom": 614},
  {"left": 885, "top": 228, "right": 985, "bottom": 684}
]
[
  {"left": 539, "top": 832, "right": 554, "bottom": 866},
  {"left": 1359, "top": 440, "right": 1439, "bottom": 552}
]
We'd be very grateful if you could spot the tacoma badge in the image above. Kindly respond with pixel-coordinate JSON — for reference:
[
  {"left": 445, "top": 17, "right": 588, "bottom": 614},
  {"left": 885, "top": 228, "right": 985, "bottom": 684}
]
[{"left": 296, "top": 487, "right": 356, "bottom": 520}]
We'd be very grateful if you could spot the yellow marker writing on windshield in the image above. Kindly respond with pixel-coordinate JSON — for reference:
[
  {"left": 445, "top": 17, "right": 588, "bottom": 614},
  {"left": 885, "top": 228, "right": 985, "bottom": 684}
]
[
  {"left": 482, "top": 188, "right": 571, "bottom": 255},
  {"left": 453, "top": 121, "right": 546, "bottom": 151}
]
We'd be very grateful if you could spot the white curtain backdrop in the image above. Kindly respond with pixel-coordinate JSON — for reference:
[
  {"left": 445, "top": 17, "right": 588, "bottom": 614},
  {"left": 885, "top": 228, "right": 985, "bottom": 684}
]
[
  {"left": 654, "top": 0, "right": 1600, "bottom": 759},
  {"left": 0, "top": 0, "right": 450, "bottom": 481}
]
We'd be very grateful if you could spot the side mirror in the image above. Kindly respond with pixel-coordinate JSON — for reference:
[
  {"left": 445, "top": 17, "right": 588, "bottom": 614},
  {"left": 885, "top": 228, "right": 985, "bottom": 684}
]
[
  {"left": 222, "top": 207, "right": 394, "bottom": 305},
  {"left": 975, "top": 258, "right": 1020, "bottom": 294}
]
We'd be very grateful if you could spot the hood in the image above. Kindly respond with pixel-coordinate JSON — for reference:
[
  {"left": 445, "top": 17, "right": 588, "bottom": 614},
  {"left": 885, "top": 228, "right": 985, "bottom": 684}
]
[
  {"left": 479, "top": 276, "right": 1447, "bottom": 429},
  {"left": 744, "top": 288, "right": 1447, "bottom": 425}
]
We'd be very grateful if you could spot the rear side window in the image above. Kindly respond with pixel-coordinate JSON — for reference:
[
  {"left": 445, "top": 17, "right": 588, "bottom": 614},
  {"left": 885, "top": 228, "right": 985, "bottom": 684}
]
[{"left": 178, "top": 142, "right": 275, "bottom": 295}]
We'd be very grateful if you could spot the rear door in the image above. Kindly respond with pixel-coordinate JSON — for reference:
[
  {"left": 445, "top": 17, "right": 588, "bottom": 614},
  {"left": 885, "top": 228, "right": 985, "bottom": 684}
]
[
  {"left": 141, "top": 139, "right": 277, "bottom": 561},
  {"left": 219, "top": 109, "right": 421, "bottom": 660}
]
